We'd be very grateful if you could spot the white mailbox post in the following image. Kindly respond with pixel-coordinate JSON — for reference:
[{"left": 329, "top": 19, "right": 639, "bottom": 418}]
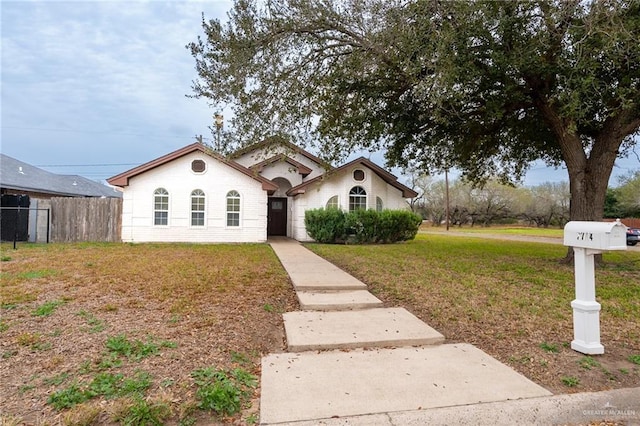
[{"left": 563, "top": 219, "right": 627, "bottom": 354}]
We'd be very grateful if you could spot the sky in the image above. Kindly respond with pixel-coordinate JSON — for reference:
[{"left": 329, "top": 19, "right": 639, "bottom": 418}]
[{"left": 1, "top": 0, "right": 638, "bottom": 189}]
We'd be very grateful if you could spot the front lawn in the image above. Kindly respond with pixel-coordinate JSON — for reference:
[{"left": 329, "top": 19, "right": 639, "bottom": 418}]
[
  {"left": 306, "top": 233, "right": 640, "bottom": 394},
  {"left": 0, "top": 242, "right": 297, "bottom": 425},
  {"left": 2, "top": 235, "right": 638, "bottom": 424}
]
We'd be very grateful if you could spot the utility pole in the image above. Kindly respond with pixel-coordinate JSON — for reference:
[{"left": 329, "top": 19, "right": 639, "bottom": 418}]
[{"left": 445, "top": 168, "right": 450, "bottom": 231}]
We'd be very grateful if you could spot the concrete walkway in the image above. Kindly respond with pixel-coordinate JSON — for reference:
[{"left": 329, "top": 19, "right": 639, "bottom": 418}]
[{"left": 261, "top": 238, "right": 640, "bottom": 425}]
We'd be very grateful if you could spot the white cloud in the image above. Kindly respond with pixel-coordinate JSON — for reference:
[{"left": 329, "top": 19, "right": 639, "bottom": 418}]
[{"left": 1, "top": 2, "right": 237, "bottom": 182}]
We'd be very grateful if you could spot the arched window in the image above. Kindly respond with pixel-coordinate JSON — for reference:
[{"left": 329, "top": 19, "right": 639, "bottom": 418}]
[
  {"left": 349, "top": 186, "right": 367, "bottom": 212},
  {"left": 376, "top": 196, "right": 383, "bottom": 212},
  {"left": 226, "top": 190, "right": 240, "bottom": 227},
  {"left": 326, "top": 195, "right": 339, "bottom": 209},
  {"left": 191, "top": 189, "right": 205, "bottom": 226},
  {"left": 153, "top": 188, "right": 169, "bottom": 226}
]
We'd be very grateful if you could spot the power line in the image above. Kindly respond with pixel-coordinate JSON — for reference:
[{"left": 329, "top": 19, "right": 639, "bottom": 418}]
[{"left": 35, "top": 163, "right": 140, "bottom": 168}]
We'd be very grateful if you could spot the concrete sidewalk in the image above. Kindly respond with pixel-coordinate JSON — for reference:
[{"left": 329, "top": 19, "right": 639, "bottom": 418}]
[{"left": 261, "top": 238, "right": 640, "bottom": 425}]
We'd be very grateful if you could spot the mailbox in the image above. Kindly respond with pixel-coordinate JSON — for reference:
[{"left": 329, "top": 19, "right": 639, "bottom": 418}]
[
  {"left": 563, "top": 220, "right": 627, "bottom": 250},
  {"left": 563, "top": 219, "right": 627, "bottom": 355}
]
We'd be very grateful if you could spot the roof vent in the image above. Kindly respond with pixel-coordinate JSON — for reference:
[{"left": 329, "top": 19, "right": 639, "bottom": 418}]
[{"left": 18, "top": 166, "right": 24, "bottom": 174}]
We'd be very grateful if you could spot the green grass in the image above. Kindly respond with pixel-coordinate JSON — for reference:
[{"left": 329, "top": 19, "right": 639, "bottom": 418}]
[
  {"left": 76, "top": 310, "right": 106, "bottom": 333},
  {"left": 539, "top": 342, "right": 560, "bottom": 353},
  {"left": 48, "top": 370, "right": 153, "bottom": 410},
  {"left": 578, "top": 356, "right": 600, "bottom": 370},
  {"left": 32, "top": 299, "right": 65, "bottom": 317},
  {"left": 105, "top": 334, "right": 175, "bottom": 361},
  {"left": 561, "top": 376, "right": 580, "bottom": 387},
  {"left": 305, "top": 233, "right": 640, "bottom": 344},
  {"left": 191, "top": 366, "right": 257, "bottom": 417},
  {"left": 48, "top": 383, "right": 91, "bottom": 410},
  {"left": 43, "top": 372, "right": 70, "bottom": 386},
  {"left": 422, "top": 225, "right": 564, "bottom": 238},
  {"left": 113, "top": 397, "right": 171, "bottom": 426}
]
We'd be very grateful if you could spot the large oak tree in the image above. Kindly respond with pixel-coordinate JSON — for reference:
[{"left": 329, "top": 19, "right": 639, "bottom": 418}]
[{"left": 189, "top": 0, "right": 639, "bottom": 225}]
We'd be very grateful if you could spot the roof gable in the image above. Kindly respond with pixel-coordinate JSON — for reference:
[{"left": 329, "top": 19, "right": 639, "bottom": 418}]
[
  {"left": 287, "top": 157, "right": 418, "bottom": 198},
  {"left": 107, "top": 143, "right": 278, "bottom": 193},
  {"left": 231, "top": 136, "right": 331, "bottom": 170},
  {"left": 249, "top": 154, "right": 313, "bottom": 177}
]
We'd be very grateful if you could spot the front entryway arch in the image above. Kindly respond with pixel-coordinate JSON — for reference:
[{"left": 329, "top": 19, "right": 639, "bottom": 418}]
[{"left": 268, "top": 177, "right": 292, "bottom": 236}]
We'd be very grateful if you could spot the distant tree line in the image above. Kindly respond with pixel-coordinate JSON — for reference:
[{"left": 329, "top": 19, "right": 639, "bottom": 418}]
[
  {"left": 604, "top": 171, "right": 640, "bottom": 219},
  {"left": 410, "top": 170, "right": 639, "bottom": 228}
]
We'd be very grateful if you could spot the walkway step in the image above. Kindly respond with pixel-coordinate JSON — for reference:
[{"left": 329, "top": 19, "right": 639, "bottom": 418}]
[
  {"left": 288, "top": 271, "right": 367, "bottom": 291},
  {"left": 260, "top": 343, "right": 552, "bottom": 424},
  {"left": 296, "top": 290, "right": 383, "bottom": 311},
  {"left": 270, "top": 239, "right": 368, "bottom": 291},
  {"left": 283, "top": 307, "right": 444, "bottom": 351}
]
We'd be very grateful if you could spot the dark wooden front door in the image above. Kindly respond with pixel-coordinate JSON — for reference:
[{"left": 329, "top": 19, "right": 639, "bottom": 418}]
[{"left": 267, "top": 197, "right": 287, "bottom": 236}]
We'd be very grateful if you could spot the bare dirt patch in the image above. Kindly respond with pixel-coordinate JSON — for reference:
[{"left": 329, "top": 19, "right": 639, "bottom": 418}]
[{"left": 0, "top": 243, "right": 298, "bottom": 425}]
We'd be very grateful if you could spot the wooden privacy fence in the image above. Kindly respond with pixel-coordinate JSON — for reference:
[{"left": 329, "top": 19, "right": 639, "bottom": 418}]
[{"left": 50, "top": 197, "right": 122, "bottom": 242}]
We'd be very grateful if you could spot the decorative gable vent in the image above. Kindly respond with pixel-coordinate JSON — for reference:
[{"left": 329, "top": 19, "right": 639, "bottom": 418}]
[{"left": 191, "top": 159, "right": 206, "bottom": 173}]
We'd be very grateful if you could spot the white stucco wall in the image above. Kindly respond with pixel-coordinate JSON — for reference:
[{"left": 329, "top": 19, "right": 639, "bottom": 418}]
[
  {"left": 234, "top": 145, "right": 327, "bottom": 180},
  {"left": 258, "top": 162, "right": 304, "bottom": 187},
  {"left": 120, "top": 152, "right": 268, "bottom": 243}
]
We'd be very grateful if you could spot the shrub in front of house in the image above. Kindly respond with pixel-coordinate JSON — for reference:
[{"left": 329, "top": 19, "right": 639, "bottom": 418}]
[
  {"left": 304, "top": 208, "right": 348, "bottom": 243},
  {"left": 305, "top": 208, "right": 422, "bottom": 244},
  {"left": 376, "top": 209, "right": 422, "bottom": 243}
]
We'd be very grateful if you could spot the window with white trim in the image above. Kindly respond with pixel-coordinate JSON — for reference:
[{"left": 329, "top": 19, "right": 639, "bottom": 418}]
[
  {"left": 153, "top": 188, "right": 169, "bottom": 226},
  {"left": 191, "top": 189, "right": 205, "bottom": 226},
  {"left": 226, "top": 190, "right": 240, "bottom": 227},
  {"left": 326, "top": 195, "right": 339, "bottom": 209},
  {"left": 376, "top": 196, "right": 383, "bottom": 212},
  {"left": 349, "top": 186, "right": 367, "bottom": 212}
]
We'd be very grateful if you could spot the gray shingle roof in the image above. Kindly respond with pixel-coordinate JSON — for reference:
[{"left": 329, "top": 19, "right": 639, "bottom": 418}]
[{"left": 0, "top": 153, "right": 122, "bottom": 198}]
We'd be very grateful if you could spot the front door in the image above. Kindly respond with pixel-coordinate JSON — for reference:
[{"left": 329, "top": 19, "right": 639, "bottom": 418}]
[{"left": 267, "top": 197, "right": 287, "bottom": 236}]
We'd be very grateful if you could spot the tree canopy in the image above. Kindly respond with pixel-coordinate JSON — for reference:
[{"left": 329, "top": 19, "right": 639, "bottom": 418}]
[{"left": 189, "top": 0, "right": 640, "bottom": 222}]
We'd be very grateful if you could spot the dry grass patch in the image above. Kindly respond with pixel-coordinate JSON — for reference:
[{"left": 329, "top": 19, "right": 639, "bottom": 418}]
[
  {"left": 0, "top": 242, "right": 297, "bottom": 425},
  {"left": 306, "top": 233, "right": 640, "bottom": 394}
]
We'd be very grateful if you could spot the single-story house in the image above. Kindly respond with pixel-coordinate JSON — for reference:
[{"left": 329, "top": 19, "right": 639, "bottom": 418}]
[
  {"left": 107, "top": 137, "right": 417, "bottom": 243},
  {"left": 0, "top": 153, "right": 121, "bottom": 242},
  {"left": 0, "top": 153, "right": 122, "bottom": 199}
]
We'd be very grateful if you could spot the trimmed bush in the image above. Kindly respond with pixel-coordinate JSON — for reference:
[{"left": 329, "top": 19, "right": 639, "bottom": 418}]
[
  {"left": 304, "top": 208, "right": 347, "bottom": 243},
  {"left": 305, "top": 208, "right": 421, "bottom": 244}
]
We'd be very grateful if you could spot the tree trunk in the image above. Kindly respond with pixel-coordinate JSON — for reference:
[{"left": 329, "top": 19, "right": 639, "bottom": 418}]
[
  {"left": 562, "top": 134, "right": 619, "bottom": 263},
  {"left": 533, "top": 97, "right": 623, "bottom": 263}
]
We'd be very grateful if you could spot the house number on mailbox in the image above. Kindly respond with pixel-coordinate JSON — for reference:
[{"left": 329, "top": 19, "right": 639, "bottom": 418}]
[{"left": 576, "top": 232, "right": 593, "bottom": 241}]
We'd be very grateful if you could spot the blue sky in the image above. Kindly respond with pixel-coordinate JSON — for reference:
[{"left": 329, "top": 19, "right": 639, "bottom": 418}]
[{"left": 1, "top": 1, "right": 638, "bottom": 188}]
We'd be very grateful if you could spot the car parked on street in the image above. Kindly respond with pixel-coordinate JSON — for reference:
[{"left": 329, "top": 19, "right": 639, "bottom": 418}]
[{"left": 627, "top": 227, "right": 640, "bottom": 246}]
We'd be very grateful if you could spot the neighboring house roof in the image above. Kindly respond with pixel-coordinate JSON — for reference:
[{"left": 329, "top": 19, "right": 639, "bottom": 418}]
[
  {"left": 0, "top": 153, "right": 122, "bottom": 198},
  {"left": 249, "top": 154, "right": 313, "bottom": 177},
  {"left": 231, "top": 136, "right": 332, "bottom": 170},
  {"left": 107, "top": 143, "right": 279, "bottom": 194},
  {"left": 287, "top": 157, "right": 419, "bottom": 198}
]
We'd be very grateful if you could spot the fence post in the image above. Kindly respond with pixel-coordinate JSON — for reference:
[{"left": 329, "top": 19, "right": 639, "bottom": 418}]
[
  {"left": 14, "top": 205, "right": 20, "bottom": 249},
  {"left": 47, "top": 208, "right": 50, "bottom": 244}
]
